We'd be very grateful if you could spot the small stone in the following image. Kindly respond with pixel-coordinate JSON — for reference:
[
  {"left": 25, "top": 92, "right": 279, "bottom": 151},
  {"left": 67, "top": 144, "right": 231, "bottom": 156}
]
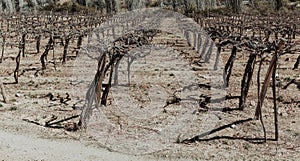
[
  {"left": 15, "top": 93, "right": 23, "bottom": 97},
  {"left": 13, "top": 102, "right": 20, "bottom": 105},
  {"left": 278, "top": 108, "right": 288, "bottom": 117},
  {"left": 192, "top": 110, "right": 198, "bottom": 115},
  {"left": 250, "top": 101, "right": 256, "bottom": 106},
  {"left": 166, "top": 95, "right": 181, "bottom": 105}
]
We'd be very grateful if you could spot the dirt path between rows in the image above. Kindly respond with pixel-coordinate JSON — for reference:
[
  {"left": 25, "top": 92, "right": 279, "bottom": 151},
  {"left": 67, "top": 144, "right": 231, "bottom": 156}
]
[
  {"left": 0, "top": 118, "right": 162, "bottom": 161},
  {"left": 0, "top": 130, "right": 142, "bottom": 161}
]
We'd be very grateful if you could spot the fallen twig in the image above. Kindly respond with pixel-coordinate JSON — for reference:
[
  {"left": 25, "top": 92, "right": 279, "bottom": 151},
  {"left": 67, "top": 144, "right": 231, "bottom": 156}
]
[
  {"left": 45, "top": 115, "right": 79, "bottom": 127},
  {"left": 22, "top": 118, "right": 42, "bottom": 126},
  {"left": 23, "top": 114, "right": 79, "bottom": 131},
  {"left": 282, "top": 79, "right": 296, "bottom": 89}
]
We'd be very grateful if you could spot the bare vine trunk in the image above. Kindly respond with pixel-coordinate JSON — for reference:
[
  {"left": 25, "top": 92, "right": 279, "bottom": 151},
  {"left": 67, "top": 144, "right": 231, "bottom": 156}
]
[
  {"left": 223, "top": 45, "right": 237, "bottom": 87},
  {"left": 14, "top": 49, "right": 21, "bottom": 83},
  {"left": 40, "top": 36, "right": 53, "bottom": 70},
  {"left": 239, "top": 54, "right": 256, "bottom": 110},
  {"left": 293, "top": 55, "right": 300, "bottom": 70},
  {"left": 0, "top": 34, "right": 5, "bottom": 63},
  {"left": 0, "top": 80, "right": 8, "bottom": 103},
  {"left": 62, "top": 36, "right": 70, "bottom": 65}
]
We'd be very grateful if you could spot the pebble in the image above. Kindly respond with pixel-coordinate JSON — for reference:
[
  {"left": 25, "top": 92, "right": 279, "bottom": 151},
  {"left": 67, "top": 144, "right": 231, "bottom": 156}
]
[
  {"left": 250, "top": 100, "right": 256, "bottom": 106},
  {"left": 278, "top": 108, "right": 288, "bottom": 117},
  {"left": 13, "top": 102, "right": 21, "bottom": 105},
  {"left": 15, "top": 93, "right": 23, "bottom": 97}
]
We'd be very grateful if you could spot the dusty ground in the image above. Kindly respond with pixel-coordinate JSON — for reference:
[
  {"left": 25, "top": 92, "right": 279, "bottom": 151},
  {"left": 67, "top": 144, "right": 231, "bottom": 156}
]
[{"left": 0, "top": 15, "right": 299, "bottom": 160}]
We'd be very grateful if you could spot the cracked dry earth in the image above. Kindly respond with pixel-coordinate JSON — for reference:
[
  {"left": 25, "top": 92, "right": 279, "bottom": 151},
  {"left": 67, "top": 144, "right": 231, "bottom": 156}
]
[{"left": 0, "top": 17, "right": 299, "bottom": 161}]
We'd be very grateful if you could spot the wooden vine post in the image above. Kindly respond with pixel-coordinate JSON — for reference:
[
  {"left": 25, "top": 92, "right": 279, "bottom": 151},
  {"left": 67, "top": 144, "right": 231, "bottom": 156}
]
[
  {"left": 272, "top": 52, "right": 279, "bottom": 141},
  {"left": 255, "top": 40, "right": 285, "bottom": 140}
]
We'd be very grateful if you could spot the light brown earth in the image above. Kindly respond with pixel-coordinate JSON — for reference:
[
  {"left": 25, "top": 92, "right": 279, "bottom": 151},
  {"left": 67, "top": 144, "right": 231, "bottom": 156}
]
[{"left": 0, "top": 17, "right": 299, "bottom": 160}]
